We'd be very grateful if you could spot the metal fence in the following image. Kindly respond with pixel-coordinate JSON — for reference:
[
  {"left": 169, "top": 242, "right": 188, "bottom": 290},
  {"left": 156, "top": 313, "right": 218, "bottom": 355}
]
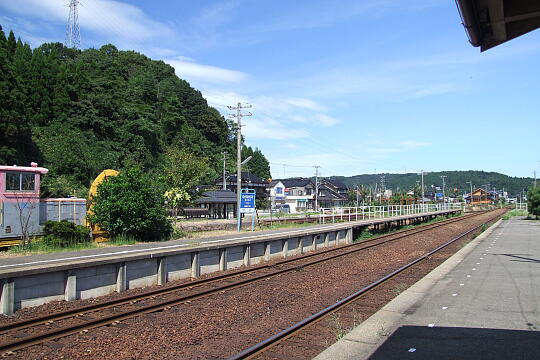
[
  {"left": 319, "top": 203, "right": 464, "bottom": 224},
  {"left": 39, "top": 198, "right": 87, "bottom": 225},
  {"left": 515, "top": 202, "right": 528, "bottom": 211}
]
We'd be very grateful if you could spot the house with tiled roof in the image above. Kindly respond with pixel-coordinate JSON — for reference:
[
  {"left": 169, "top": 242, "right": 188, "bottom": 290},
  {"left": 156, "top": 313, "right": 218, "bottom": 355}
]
[{"left": 269, "top": 178, "right": 315, "bottom": 213}]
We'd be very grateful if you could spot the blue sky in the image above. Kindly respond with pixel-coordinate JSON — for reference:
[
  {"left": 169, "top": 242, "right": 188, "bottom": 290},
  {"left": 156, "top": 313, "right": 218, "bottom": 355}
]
[{"left": 1, "top": 0, "right": 539, "bottom": 179}]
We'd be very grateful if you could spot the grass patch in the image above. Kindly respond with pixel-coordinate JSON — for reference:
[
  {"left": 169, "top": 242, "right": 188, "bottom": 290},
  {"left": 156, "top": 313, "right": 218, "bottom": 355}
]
[
  {"left": 108, "top": 233, "right": 138, "bottom": 246},
  {"left": 7, "top": 238, "right": 97, "bottom": 255},
  {"left": 328, "top": 310, "right": 362, "bottom": 342},
  {"left": 502, "top": 209, "right": 528, "bottom": 220}
]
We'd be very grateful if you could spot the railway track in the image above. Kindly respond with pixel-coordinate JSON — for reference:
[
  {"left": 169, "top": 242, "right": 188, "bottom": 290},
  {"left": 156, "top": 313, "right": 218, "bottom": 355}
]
[
  {"left": 0, "top": 212, "right": 483, "bottom": 355},
  {"left": 228, "top": 211, "right": 503, "bottom": 360}
]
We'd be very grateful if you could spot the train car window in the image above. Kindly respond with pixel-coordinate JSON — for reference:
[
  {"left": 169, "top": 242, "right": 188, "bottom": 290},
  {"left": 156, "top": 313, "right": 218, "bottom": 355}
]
[
  {"left": 21, "top": 173, "right": 36, "bottom": 191},
  {"left": 6, "top": 172, "right": 20, "bottom": 191},
  {"left": 0, "top": 200, "right": 3, "bottom": 226},
  {"left": 5, "top": 172, "right": 36, "bottom": 191}
]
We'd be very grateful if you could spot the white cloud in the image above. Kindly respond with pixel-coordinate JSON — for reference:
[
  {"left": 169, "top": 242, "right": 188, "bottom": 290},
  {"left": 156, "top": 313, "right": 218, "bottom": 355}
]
[
  {"left": 284, "top": 98, "right": 325, "bottom": 111},
  {"left": 167, "top": 59, "right": 248, "bottom": 85},
  {"left": 0, "top": 0, "right": 173, "bottom": 45},
  {"left": 200, "top": 88, "right": 340, "bottom": 140},
  {"left": 315, "top": 114, "right": 340, "bottom": 127},
  {"left": 407, "top": 84, "right": 457, "bottom": 99},
  {"left": 242, "top": 118, "right": 309, "bottom": 140},
  {"left": 365, "top": 140, "right": 430, "bottom": 155},
  {"left": 147, "top": 47, "right": 181, "bottom": 58},
  {"left": 399, "top": 141, "right": 431, "bottom": 148}
]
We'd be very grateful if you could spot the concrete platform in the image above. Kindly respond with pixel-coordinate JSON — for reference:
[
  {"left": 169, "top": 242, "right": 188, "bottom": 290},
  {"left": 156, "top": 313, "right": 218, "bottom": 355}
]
[
  {"left": 0, "top": 210, "right": 458, "bottom": 314},
  {"left": 315, "top": 216, "right": 540, "bottom": 360}
]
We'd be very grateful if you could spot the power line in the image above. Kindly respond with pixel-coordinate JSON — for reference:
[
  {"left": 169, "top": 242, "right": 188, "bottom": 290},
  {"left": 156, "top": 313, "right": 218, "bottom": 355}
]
[{"left": 269, "top": 162, "right": 314, "bottom": 168}]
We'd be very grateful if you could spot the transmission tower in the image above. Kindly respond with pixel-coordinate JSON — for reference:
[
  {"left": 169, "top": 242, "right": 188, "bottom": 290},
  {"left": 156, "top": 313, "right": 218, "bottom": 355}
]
[{"left": 65, "top": 0, "right": 81, "bottom": 49}]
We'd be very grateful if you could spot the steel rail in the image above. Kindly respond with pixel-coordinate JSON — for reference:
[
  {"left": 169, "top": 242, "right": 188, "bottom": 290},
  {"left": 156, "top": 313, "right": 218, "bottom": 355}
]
[
  {"left": 0, "top": 212, "right": 474, "bottom": 335},
  {"left": 0, "top": 213, "right": 482, "bottom": 354},
  {"left": 228, "top": 213, "right": 502, "bottom": 360}
]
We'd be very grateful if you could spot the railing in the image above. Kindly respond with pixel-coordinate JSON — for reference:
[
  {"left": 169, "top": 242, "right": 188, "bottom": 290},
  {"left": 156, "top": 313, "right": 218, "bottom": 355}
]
[
  {"left": 515, "top": 202, "right": 528, "bottom": 211},
  {"left": 319, "top": 203, "right": 464, "bottom": 224}
]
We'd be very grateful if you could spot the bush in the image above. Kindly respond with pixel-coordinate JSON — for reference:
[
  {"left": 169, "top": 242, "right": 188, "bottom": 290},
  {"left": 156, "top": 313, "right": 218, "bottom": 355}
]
[
  {"left": 43, "top": 220, "right": 90, "bottom": 247},
  {"left": 89, "top": 167, "right": 173, "bottom": 241},
  {"left": 527, "top": 186, "right": 540, "bottom": 219}
]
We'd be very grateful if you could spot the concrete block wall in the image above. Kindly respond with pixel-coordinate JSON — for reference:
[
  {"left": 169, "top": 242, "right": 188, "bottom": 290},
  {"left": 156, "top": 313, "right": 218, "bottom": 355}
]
[
  {"left": 166, "top": 254, "right": 192, "bottom": 281},
  {"left": 75, "top": 264, "right": 117, "bottom": 300},
  {"left": 14, "top": 271, "right": 65, "bottom": 309}
]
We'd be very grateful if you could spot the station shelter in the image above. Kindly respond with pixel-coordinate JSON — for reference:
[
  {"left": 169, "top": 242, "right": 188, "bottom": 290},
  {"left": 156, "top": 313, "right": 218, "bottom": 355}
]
[{"left": 195, "top": 190, "right": 238, "bottom": 219}]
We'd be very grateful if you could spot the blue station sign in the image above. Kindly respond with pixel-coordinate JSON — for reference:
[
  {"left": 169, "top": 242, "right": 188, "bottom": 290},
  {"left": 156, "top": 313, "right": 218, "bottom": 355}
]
[{"left": 240, "top": 190, "right": 256, "bottom": 213}]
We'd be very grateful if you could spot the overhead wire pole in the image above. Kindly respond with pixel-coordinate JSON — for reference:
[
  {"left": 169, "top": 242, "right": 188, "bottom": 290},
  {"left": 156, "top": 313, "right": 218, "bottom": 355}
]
[
  {"left": 228, "top": 102, "right": 252, "bottom": 232},
  {"left": 534, "top": 160, "right": 539, "bottom": 187},
  {"left": 314, "top": 165, "right": 320, "bottom": 210},
  {"left": 419, "top": 170, "right": 425, "bottom": 207},
  {"left": 440, "top": 175, "right": 447, "bottom": 207},
  {"left": 221, "top": 152, "right": 228, "bottom": 190}
]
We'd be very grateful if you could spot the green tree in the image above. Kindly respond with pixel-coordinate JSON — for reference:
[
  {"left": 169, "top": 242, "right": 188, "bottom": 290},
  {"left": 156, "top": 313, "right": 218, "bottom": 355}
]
[
  {"left": 527, "top": 186, "right": 540, "bottom": 219},
  {"left": 242, "top": 145, "right": 271, "bottom": 179},
  {"left": 162, "top": 147, "right": 213, "bottom": 202},
  {"left": 0, "top": 27, "right": 274, "bottom": 195},
  {"left": 90, "top": 167, "right": 172, "bottom": 241}
]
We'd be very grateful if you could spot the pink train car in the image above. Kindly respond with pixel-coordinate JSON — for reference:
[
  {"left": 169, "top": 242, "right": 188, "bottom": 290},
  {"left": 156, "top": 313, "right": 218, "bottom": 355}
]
[{"left": 0, "top": 163, "right": 86, "bottom": 246}]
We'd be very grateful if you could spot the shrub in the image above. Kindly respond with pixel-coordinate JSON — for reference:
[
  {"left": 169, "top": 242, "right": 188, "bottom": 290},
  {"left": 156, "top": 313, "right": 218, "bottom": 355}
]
[
  {"left": 43, "top": 220, "right": 90, "bottom": 247},
  {"left": 527, "top": 186, "right": 540, "bottom": 219},
  {"left": 89, "top": 167, "right": 173, "bottom": 241}
]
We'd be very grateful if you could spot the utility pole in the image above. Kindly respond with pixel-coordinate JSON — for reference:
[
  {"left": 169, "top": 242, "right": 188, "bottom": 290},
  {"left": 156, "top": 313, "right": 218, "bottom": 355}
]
[
  {"left": 420, "top": 170, "right": 425, "bottom": 205},
  {"left": 356, "top": 185, "right": 359, "bottom": 208},
  {"left": 314, "top": 165, "right": 320, "bottom": 210},
  {"left": 536, "top": 161, "right": 540, "bottom": 187},
  {"left": 221, "top": 152, "right": 228, "bottom": 190},
  {"left": 466, "top": 181, "right": 473, "bottom": 205},
  {"left": 228, "top": 102, "right": 252, "bottom": 232},
  {"left": 440, "top": 175, "right": 447, "bottom": 205}
]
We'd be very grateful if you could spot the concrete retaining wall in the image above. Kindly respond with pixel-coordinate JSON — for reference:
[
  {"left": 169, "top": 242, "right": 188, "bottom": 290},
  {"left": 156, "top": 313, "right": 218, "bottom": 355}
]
[
  {"left": 0, "top": 229, "right": 354, "bottom": 315},
  {"left": 0, "top": 210, "right": 460, "bottom": 315}
]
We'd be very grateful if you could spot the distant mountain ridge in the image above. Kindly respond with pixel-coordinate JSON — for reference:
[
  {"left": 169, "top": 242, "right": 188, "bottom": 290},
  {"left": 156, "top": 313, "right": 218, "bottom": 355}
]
[{"left": 331, "top": 171, "right": 534, "bottom": 196}]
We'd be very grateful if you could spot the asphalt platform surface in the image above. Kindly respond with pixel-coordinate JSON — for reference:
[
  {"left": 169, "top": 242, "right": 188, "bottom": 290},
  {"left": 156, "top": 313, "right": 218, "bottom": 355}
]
[{"left": 315, "top": 216, "right": 540, "bottom": 360}]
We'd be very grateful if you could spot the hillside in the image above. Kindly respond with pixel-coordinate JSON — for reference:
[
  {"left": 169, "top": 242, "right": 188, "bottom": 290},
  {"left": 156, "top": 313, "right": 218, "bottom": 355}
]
[
  {"left": 0, "top": 27, "right": 270, "bottom": 196},
  {"left": 333, "top": 171, "right": 534, "bottom": 197}
]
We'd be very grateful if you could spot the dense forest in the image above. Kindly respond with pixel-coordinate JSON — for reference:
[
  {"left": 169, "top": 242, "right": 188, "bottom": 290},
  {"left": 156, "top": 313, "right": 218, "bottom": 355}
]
[
  {"left": 0, "top": 26, "right": 270, "bottom": 197},
  {"left": 334, "top": 171, "right": 535, "bottom": 197}
]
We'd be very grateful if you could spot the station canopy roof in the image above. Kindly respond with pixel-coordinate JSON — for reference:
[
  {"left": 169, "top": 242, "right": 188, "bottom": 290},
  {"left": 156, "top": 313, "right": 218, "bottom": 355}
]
[
  {"left": 195, "top": 190, "right": 237, "bottom": 204},
  {"left": 456, "top": 0, "right": 540, "bottom": 51}
]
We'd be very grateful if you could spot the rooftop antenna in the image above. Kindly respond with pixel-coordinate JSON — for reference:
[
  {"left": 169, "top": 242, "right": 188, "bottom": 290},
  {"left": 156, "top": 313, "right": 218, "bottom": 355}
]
[{"left": 65, "top": 0, "right": 81, "bottom": 49}]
